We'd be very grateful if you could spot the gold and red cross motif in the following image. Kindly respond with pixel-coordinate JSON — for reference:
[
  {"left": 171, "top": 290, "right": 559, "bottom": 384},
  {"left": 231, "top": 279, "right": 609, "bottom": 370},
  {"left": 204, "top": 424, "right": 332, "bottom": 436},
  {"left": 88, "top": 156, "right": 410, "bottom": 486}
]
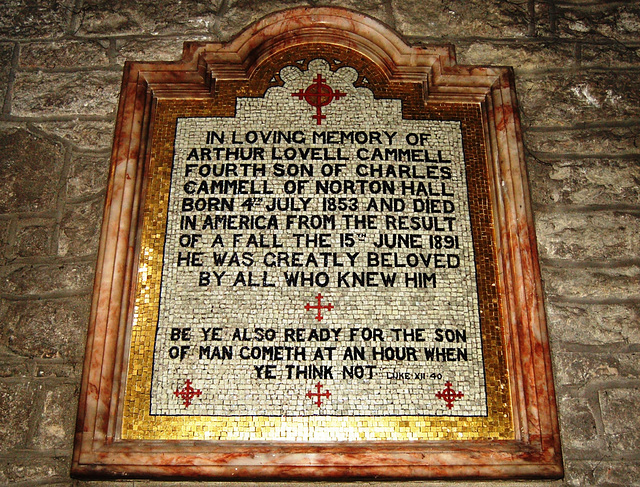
[
  {"left": 436, "top": 381, "right": 464, "bottom": 409},
  {"left": 304, "top": 293, "right": 334, "bottom": 321},
  {"left": 174, "top": 379, "right": 202, "bottom": 408},
  {"left": 291, "top": 73, "right": 346, "bottom": 125},
  {"left": 307, "top": 382, "right": 331, "bottom": 407}
]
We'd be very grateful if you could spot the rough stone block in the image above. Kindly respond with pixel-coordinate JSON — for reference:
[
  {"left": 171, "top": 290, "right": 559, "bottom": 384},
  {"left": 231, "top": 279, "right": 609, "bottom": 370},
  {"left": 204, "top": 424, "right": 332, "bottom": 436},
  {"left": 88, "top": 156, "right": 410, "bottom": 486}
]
[
  {"left": 564, "top": 460, "right": 640, "bottom": 487},
  {"left": 217, "top": 0, "right": 311, "bottom": 40},
  {"left": 35, "top": 361, "right": 81, "bottom": 378},
  {"left": 0, "top": 296, "right": 90, "bottom": 360},
  {"left": 391, "top": 0, "right": 530, "bottom": 38},
  {"left": 0, "top": 456, "right": 69, "bottom": 484},
  {"left": 555, "top": 3, "right": 640, "bottom": 42},
  {"left": 528, "top": 156, "right": 640, "bottom": 206},
  {"left": 517, "top": 72, "right": 640, "bottom": 127},
  {"left": 526, "top": 126, "right": 640, "bottom": 155},
  {"left": 12, "top": 71, "right": 121, "bottom": 117},
  {"left": 116, "top": 38, "right": 191, "bottom": 64},
  {"left": 0, "top": 0, "right": 72, "bottom": 39},
  {"left": 553, "top": 352, "right": 640, "bottom": 388},
  {"left": 0, "top": 355, "right": 30, "bottom": 377},
  {"left": 19, "top": 40, "right": 110, "bottom": 69},
  {"left": 13, "top": 218, "right": 54, "bottom": 258},
  {"left": 66, "top": 152, "right": 110, "bottom": 200},
  {"left": 0, "top": 127, "right": 65, "bottom": 214},
  {"left": 546, "top": 302, "right": 640, "bottom": 347},
  {"left": 457, "top": 41, "right": 576, "bottom": 73},
  {"left": 32, "top": 121, "right": 116, "bottom": 150},
  {"left": 0, "top": 219, "right": 11, "bottom": 265},
  {"left": 532, "top": 0, "right": 554, "bottom": 38},
  {"left": 580, "top": 43, "right": 640, "bottom": 68},
  {"left": 541, "top": 265, "right": 640, "bottom": 301},
  {"left": 31, "top": 383, "right": 77, "bottom": 451},
  {"left": 0, "top": 44, "right": 13, "bottom": 107},
  {"left": 557, "top": 395, "right": 601, "bottom": 450},
  {"left": 0, "top": 261, "right": 95, "bottom": 296},
  {"left": 594, "top": 461, "right": 640, "bottom": 487},
  {"left": 76, "top": 0, "right": 223, "bottom": 36},
  {"left": 535, "top": 211, "right": 640, "bottom": 261},
  {"left": 58, "top": 198, "right": 105, "bottom": 257},
  {"left": 0, "top": 380, "right": 36, "bottom": 452},
  {"left": 598, "top": 462, "right": 640, "bottom": 487},
  {"left": 312, "top": 0, "right": 392, "bottom": 26},
  {"left": 599, "top": 388, "right": 640, "bottom": 452}
]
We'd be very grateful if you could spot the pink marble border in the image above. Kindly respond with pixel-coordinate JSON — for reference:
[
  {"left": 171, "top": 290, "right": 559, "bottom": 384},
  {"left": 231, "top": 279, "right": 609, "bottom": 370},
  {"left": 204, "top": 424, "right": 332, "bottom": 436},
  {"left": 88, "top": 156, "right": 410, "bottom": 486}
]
[{"left": 72, "top": 7, "right": 562, "bottom": 480}]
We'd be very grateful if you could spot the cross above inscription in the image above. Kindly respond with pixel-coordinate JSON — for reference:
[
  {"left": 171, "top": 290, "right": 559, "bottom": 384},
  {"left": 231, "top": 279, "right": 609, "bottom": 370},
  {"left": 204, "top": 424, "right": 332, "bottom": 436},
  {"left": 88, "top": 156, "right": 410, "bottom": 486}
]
[{"left": 291, "top": 73, "right": 346, "bottom": 125}]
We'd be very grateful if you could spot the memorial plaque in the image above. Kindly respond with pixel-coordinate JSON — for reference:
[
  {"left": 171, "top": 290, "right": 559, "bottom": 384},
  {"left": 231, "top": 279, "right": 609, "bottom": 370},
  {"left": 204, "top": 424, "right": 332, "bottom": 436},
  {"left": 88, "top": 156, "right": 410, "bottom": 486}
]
[{"left": 72, "top": 7, "right": 563, "bottom": 480}]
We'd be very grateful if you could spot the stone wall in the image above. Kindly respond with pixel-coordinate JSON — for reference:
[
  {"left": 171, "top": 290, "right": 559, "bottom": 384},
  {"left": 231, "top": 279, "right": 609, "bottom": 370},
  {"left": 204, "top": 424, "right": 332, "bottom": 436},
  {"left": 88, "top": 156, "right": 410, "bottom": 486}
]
[{"left": 0, "top": 1, "right": 638, "bottom": 485}]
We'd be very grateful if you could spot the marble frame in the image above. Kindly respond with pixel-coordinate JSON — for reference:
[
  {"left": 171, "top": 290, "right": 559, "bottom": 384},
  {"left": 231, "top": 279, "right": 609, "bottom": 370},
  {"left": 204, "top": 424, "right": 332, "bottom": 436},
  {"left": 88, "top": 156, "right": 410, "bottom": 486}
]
[{"left": 72, "top": 7, "right": 563, "bottom": 480}]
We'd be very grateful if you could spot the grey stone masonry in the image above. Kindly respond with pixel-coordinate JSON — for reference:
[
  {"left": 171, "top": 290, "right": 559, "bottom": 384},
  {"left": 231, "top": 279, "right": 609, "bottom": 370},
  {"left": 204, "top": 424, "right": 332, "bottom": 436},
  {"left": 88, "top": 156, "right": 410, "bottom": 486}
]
[{"left": 0, "top": 0, "right": 639, "bottom": 485}]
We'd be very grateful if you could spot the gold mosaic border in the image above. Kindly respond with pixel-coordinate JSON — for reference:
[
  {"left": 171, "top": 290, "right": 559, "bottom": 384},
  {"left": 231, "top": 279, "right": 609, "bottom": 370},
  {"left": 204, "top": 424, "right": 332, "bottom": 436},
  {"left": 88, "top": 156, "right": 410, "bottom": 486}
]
[{"left": 121, "top": 45, "right": 513, "bottom": 442}]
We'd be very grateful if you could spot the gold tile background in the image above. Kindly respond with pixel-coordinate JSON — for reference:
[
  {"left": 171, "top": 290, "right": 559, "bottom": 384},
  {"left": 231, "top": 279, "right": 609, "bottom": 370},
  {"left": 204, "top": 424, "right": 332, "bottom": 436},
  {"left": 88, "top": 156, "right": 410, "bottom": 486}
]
[{"left": 121, "top": 45, "right": 513, "bottom": 441}]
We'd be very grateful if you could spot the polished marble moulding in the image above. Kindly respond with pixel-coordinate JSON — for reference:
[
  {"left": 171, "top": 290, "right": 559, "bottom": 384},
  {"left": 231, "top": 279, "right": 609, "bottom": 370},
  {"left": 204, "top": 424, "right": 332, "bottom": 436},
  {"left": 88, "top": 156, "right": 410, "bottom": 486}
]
[{"left": 72, "top": 7, "right": 563, "bottom": 480}]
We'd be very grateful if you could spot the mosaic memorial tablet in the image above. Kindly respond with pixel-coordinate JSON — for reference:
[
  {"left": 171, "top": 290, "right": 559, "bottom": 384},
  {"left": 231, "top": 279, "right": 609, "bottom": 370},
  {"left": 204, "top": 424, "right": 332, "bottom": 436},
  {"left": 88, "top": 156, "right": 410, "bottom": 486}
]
[{"left": 73, "top": 8, "right": 562, "bottom": 480}]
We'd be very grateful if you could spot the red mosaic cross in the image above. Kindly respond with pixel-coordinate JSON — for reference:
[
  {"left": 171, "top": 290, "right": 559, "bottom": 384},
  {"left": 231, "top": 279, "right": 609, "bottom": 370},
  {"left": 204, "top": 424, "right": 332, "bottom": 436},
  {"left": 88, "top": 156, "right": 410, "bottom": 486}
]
[
  {"left": 436, "top": 381, "right": 464, "bottom": 409},
  {"left": 291, "top": 73, "right": 346, "bottom": 125},
  {"left": 306, "top": 382, "right": 331, "bottom": 407},
  {"left": 174, "top": 379, "right": 202, "bottom": 408},
  {"left": 305, "top": 293, "right": 333, "bottom": 321}
]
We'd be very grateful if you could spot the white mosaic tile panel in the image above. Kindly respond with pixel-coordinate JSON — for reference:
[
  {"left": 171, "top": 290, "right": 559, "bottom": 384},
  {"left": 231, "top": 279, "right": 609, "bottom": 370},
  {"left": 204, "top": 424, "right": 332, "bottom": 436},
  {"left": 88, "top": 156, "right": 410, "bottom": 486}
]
[{"left": 150, "top": 59, "right": 486, "bottom": 417}]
